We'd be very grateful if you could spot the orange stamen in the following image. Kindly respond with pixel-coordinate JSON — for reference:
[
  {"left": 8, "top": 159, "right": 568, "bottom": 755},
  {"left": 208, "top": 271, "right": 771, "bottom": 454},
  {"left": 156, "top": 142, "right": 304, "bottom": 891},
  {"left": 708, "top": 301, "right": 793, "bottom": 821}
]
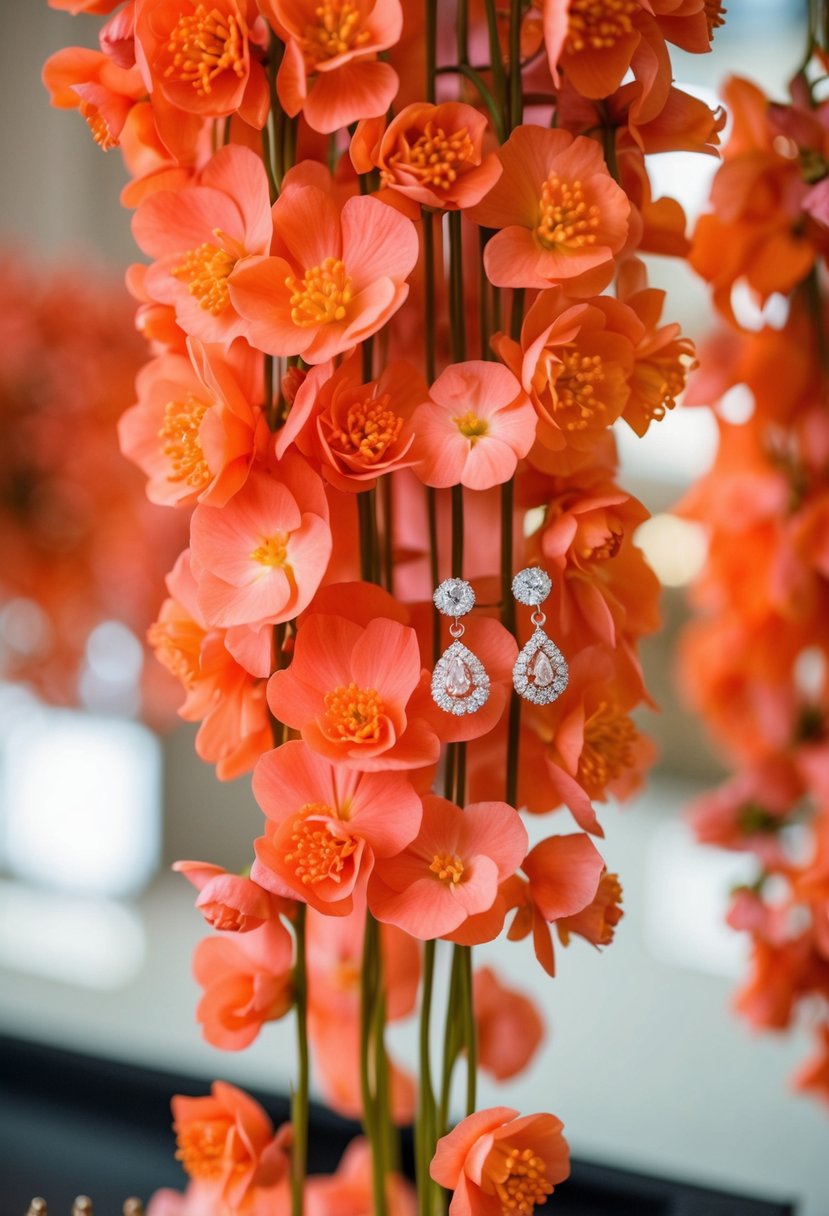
[
  {"left": 172, "top": 234, "right": 237, "bottom": 315},
  {"left": 535, "top": 175, "right": 600, "bottom": 252},
  {"left": 78, "top": 100, "right": 118, "bottom": 150},
  {"left": 553, "top": 346, "right": 608, "bottom": 431},
  {"left": 324, "top": 682, "right": 385, "bottom": 742},
  {"left": 565, "top": 0, "right": 638, "bottom": 54},
  {"left": 159, "top": 395, "right": 210, "bottom": 488},
  {"left": 329, "top": 392, "right": 403, "bottom": 465},
  {"left": 429, "top": 853, "right": 465, "bottom": 884},
  {"left": 286, "top": 258, "right": 353, "bottom": 328},
  {"left": 164, "top": 5, "right": 246, "bottom": 95},
  {"left": 175, "top": 1117, "right": 232, "bottom": 1181},
  {"left": 453, "top": 410, "right": 489, "bottom": 441},
  {"left": 284, "top": 816, "right": 358, "bottom": 885},
  {"left": 302, "top": 0, "right": 370, "bottom": 67},
  {"left": 385, "top": 121, "right": 475, "bottom": 192},
  {"left": 577, "top": 701, "right": 636, "bottom": 797},
  {"left": 491, "top": 1143, "right": 554, "bottom": 1216},
  {"left": 250, "top": 533, "right": 289, "bottom": 567}
]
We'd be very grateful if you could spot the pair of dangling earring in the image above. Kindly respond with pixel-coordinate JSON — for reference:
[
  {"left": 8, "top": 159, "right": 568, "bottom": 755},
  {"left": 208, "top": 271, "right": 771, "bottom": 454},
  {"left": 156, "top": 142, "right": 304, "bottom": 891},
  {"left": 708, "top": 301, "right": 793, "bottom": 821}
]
[{"left": 430, "top": 567, "right": 568, "bottom": 716}]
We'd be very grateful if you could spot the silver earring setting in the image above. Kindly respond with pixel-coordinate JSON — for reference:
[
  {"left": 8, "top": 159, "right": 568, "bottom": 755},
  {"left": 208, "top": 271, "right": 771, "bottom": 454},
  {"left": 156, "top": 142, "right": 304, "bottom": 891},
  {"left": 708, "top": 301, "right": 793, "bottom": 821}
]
[
  {"left": 512, "top": 567, "right": 568, "bottom": 705},
  {"left": 431, "top": 578, "right": 490, "bottom": 715}
]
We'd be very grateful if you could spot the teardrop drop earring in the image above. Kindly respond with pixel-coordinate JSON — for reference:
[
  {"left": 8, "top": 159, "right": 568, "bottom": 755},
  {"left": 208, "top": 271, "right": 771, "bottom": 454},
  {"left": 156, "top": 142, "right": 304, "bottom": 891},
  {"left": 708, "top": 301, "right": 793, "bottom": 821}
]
[
  {"left": 511, "top": 567, "right": 568, "bottom": 705},
  {"left": 431, "top": 578, "right": 490, "bottom": 715}
]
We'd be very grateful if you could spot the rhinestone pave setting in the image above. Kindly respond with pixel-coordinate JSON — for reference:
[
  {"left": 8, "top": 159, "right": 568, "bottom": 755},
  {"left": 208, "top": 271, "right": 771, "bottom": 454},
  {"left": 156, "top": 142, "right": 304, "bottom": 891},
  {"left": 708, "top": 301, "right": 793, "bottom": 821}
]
[
  {"left": 432, "top": 640, "right": 490, "bottom": 714},
  {"left": 513, "top": 627, "right": 568, "bottom": 705}
]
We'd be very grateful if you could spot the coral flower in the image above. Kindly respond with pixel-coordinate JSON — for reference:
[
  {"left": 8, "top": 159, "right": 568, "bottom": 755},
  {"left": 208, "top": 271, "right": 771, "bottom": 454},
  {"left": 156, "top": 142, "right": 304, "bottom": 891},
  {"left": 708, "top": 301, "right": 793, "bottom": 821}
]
[
  {"left": 189, "top": 458, "right": 332, "bottom": 629},
  {"left": 132, "top": 143, "right": 273, "bottom": 344},
  {"left": 261, "top": 0, "right": 402, "bottom": 133},
  {"left": 473, "top": 966, "right": 545, "bottom": 1081},
  {"left": 351, "top": 101, "right": 502, "bottom": 211},
  {"left": 173, "top": 859, "right": 291, "bottom": 930},
  {"left": 267, "top": 613, "right": 441, "bottom": 770},
  {"left": 430, "top": 1106, "right": 570, "bottom": 1216},
  {"left": 119, "top": 339, "right": 263, "bottom": 508},
  {"left": 135, "top": 0, "right": 270, "bottom": 135},
  {"left": 251, "top": 741, "right": 422, "bottom": 915},
  {"left": 410, "top": 361, "right": 536, "bottom": 491},
  {"left": 276, "top": 352, "right": 427, "bottom": 490},
  {"left": 794, "top": 1024, "right": 829, "bottom": 1106},
  {"left": 368, "top": 796, "right": 528, "bottom": 940},
  {"left": 43, "top": 46, "right": 145, "bottom": 150},
  {"left": 306, "top": 1139, "right": 416, "bottom": 1216},
  {"left": 230, "top": 163, "right": 418, "bottom": 363},
  {"left": 172, "top": 1082, "right": 289, "bottom": 1211},
  {"left": 194, "top": 919, "right": 294, "bottom": 1049},
  {"left": 469, "top": 126, "right": 630, "bottom": 293}
]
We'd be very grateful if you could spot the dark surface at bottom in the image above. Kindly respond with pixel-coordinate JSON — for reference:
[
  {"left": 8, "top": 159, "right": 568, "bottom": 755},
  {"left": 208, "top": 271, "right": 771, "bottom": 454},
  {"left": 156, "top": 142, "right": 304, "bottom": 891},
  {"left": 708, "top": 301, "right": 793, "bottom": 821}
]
[{"left": 0, "top": 1035, "right": 795, "bottom": 1216}]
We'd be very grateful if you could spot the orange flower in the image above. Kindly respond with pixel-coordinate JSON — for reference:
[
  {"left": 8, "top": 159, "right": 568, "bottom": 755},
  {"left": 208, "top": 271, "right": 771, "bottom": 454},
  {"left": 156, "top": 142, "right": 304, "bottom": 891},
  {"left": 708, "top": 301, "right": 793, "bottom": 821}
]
[
  {"left": 556, "top": 867, "right": 623, "bottom": 949},
  {"left": 351, "top": 101, "right": 502, "bottom": 212},
  {"left": 133, "top": 143, "right": 274, "bottom": 345},
  {"left": 306, "top": 1138, "right": 416, "bottom": 1216},
  {"left": 261, "top": 0, "right": 402, "bottom": 133},
  {"left": 172, "top": 1081, "right": 290, "bottom": 1210},
  {"left": 194, "top": 919, "right": 294, "bottom": 1048},
  {"left": 430, "top": 1106, "right": 570, "bottom": 1216},
  {"left": 42, "top": 46, "right": 145, "bottom": 150},
  {"left": 793, "top": 1023, "right": 829, "bottom": 1106},
  {"left": 469, "top": 126, "right": 630, "bottom": 293},
  {"left": 473, "top": 966, "right": 545, "bottom": 1081},
  {"left": 119, "top": 339, "right": 263, "bottom": 508},
  {"left": 410, "top": 361, "right": 536, "bottom": 490},
  {"left": 230, "top": 163, "right": 418, "bottom": 362},
  {"left": 174, "top": 859, "right": 292, "bottom": 930},
  {"left": 276, "top": 352, "right": 427, "bottom": 490}
]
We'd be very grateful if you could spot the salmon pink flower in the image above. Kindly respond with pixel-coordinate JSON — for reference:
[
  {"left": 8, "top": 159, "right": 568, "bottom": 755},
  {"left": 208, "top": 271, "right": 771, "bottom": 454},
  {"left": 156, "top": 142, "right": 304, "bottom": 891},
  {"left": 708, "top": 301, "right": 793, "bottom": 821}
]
[
  {"left": 309, "top": 1009, "right": 417, "bottom": 1125},
  {"left": 42, "top": 46, "right": 145, "bottom": 150},
  {"left": 368, "top": 795, "right": 528, "bottom": 940},
  {"left": 230, "top": 163, "right": 418, "bottom": 363},
  {"left": 172, "top": 1081, "right": 290, "bottom": 1210},
  {"left": 469, "top": 127, "right": 630, "bottom": 293},
  {"left": 410, "top": 361, "right": 535, "bottom": 491},
  {"left": 276, "top": 352, "right": 427, "bottom": 491},
  {"left": 251, "top": 741, "right": 422, "bottom": 915},
  {"left": 503, "top": 832, "right": 605, "bottom": 975},
  {"left": 189, "top": 458, "right": 331, "bottom": 629},
  {"left": 267, "top": 613, "right": 441, "bottom": 770},
  {"left": 132, "top": 143, "right": 273, "bottom": 345},
  {"left": 173, "top": 859, "right": 292, "bottom": 930},
  {"left": 306, "top": 1138, "right": 416, "bottom": 1216},
  {"left": 794, "top": 1023, "right": 829, "bottom": 1106},
  {"left": 556, "top": 868, "right": 624, "bottom": 950},
  {"left": 119, "top": 339, "right": 263, "bottom": 508},
  {"left": 261, "top": 0, "right": 402, "bottom": 133},
  {"left": 194, "top": 919, "right": 294, "bottom": 1049},
  {"left": 135, "top": 0, "right": 270, "bottom": 131},
  {"left": 473, "top": 966, "right": 545, "bottom": 1081},
  {"left": 351, "top": 101, "right": 502, "bottom": 212},
  {"left": 430, "top": 1106, "right": 570, "bottom": 1216}
]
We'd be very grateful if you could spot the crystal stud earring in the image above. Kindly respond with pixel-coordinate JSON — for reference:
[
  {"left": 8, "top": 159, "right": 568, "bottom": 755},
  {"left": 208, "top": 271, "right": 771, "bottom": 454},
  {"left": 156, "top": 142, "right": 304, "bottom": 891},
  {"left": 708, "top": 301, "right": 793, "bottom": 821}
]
[
  {"left": 511, "top": 567, "right": 568, "bottom": 705},
  {"left": 431, "top": 578, "right": 490, "bottom": 715}
]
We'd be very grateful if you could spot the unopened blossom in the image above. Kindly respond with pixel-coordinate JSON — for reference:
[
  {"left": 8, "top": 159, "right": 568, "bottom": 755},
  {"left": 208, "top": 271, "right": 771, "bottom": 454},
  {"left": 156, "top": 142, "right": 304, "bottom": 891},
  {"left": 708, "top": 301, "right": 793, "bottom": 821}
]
[{"left": 173, "top": 860, "right": 291, "bottom": 931}]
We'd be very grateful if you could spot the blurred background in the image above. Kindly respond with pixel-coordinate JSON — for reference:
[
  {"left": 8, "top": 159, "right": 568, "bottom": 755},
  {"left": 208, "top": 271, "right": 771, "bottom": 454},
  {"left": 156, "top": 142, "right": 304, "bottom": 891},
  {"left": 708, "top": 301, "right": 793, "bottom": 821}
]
[{"left": 0, "top": 2, "right": 825, "bottom": 1214}]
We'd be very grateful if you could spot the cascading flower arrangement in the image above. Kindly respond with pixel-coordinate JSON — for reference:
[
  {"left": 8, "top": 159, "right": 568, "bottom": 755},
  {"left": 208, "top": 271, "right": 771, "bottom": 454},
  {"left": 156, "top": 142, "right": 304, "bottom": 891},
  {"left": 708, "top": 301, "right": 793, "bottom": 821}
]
[
  {"left": 44, "top": 0, "right": 722, "bottom": 1207},
  {"left": 680, "top": 6, "right": 829, "bottom": 1110}
]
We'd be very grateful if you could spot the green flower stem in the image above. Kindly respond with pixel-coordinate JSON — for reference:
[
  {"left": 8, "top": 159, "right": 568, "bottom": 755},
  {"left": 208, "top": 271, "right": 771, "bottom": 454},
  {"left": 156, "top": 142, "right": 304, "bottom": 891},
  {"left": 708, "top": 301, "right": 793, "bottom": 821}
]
[
  {"left": 483, "top": 0, "right": 509, "bottom": 136},
  {"left": 460, "top": 945, "right": 477, "bottom": 1116},
  {"left": 416, "top": 939, "right": 437, "bottom": 1216},
  {"left": 291, "top": 904, "right": 309, "bottom": 1216},
  {"left": 437, "top": 946, "right": 463, "bottom": 1138},
  {"left": 360, "top": 914, "right": 387, "bottom": 1216},
  {"left": 508, "top": 0, "right": 524, "bottom": 133}
]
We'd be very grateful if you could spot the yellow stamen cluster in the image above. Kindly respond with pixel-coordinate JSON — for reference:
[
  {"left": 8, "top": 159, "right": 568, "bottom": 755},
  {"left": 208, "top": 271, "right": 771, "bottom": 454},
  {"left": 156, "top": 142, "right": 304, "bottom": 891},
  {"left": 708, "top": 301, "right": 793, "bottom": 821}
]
[
  {"left": 634, "top": 343, "right": 693, "bottom": 425},
  {"left": 250, "top": 532, "right": 289, "bottom": 567},
  {"left": 577, "top": 701, "right": 637, "bottom": 797},
  {"left": 429, "top": 853, "right": 465, "bottom": 884},
  {"left": 159, "top": 395, "right": 210, "bottom": 488},
  {"left": 554, "top": 346, "right": 607, "bottom": 430},
  {"left": 165, "top": 5, "right": 246, "bottom": 95},
  {"left": 284, "top": 816, "right": 357, "bottom": 886},
  {"left": 566, "top": 0, "right": 638, "bottom": 53},
  {"left": 172, "top": 241, "right": 236, "bottom": 314},
  {"left": 286, "top": 258, "right": 353, "bottom": 328},
  {"left": 148, "top": 620, "right": 203, "bottom": 689},
  {"left": 535, "top": 175, "right": 600, "bottom": 252},
  {"left": 453, "top": 411, "right": 489, "bottom": 442},
  {"left": 493, "top": 1145, "right": 554, "bottom": 1216},
  {"left": 303, "top": 0, "right": 370, "bottom": 66},
  {"left": 324, "top": 682, "right": 385, "bottom": 743},
  {"left": 385, "top": 122, "right": 475, "bottom": 193},
  {"left": 79, "top": 100, "right": 118, "bottom": 150},
  {"left": 330, "top": 392, "right": 403, "bottom": 465},
  {"left": 175, "top": 1118, "right": 231, "bottom": 1181}
]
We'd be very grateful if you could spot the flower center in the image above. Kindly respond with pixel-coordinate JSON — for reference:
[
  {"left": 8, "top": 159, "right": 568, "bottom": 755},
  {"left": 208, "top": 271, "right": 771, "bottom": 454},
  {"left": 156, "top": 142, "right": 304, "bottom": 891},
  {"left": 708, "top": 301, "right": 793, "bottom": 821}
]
[
  {"left": 565, "top": 0, "right": 639, "bottom": 53},
  {"left": 148, "top": 618, "right": 204, "bottom": 689},
  {"left": 535, "top": 175, "right": 600, "bottom": 252},
  {"left": 172, "top": 237, "right": 237, "bottom": 315},
  {"left": 552, "top": 346, "right": 608, "bottom": 430},
  {"left": 328, "top": 392, "right": 403, "bottom": 465},
  {"left": 164, "top": 5, "right": 246, "bottom": 95},
  {"left": 159, "top": 395, "right": 210, "bottom": 488},
  {"left": 175, "top": 1116, "right": 232, "bottom": 1181},
  {"left": 302, "top": 0, "right": 371, "bottom": 67},
  {"left": 284, "top": 814, "right": 358, "bottom": 886},
  {"left": 577, "top": 701, "right": 636, "bottom": 797},
  {"left": 324, "top": 682, "right": 385, "bottom": 743},
  {"left": 385, "top": 121, "right": 475, "bottom": 192},
  {"left": 578, "top": 518, "right": 623, "bottom": 561},
  {"left": 429, "top": 853, "right": 465, "bottom": 884},
  {"left": 250, "top": 533, "right": 289, "bottom": 567},
  {"left": 454, "top": 411, "right": 489, "bottom": 441},
  {"left": 492, "top": 1144, "right": 554, "bottom": 1216},
  {"left": 633, "top": 345, "right": 692, "bottom": 425},
  {"left": 286, "top": 258, "right": 353, "bottom": 328},
  {"left": 78, "top": 100, "right": 118, "bottom": 150}
]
